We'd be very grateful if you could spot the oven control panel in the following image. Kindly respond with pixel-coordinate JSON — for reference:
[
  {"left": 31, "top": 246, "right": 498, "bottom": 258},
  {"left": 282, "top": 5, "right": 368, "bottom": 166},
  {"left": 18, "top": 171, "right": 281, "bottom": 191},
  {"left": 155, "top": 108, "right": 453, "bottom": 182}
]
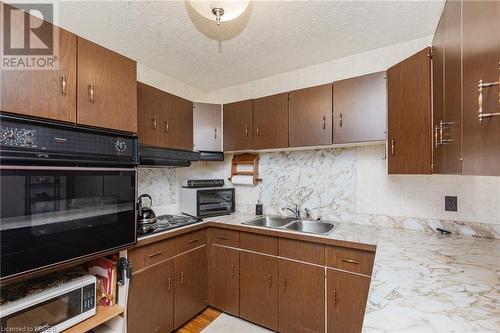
[{"left": 1, "top": 127, "right": 37, "bottom": 148}]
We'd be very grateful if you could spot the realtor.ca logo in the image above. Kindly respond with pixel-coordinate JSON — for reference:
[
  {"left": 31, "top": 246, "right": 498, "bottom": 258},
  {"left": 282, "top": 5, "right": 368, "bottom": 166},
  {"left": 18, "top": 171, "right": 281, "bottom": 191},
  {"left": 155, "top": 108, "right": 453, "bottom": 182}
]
[{"left": 1, "top": 2, "right": 59, "bottom": 70}]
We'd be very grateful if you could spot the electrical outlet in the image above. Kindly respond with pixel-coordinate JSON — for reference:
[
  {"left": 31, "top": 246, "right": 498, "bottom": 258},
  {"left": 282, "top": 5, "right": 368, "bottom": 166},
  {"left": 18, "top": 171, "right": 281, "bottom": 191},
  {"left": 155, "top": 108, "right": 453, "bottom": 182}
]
[{"left": 445, "top": 196, "right": 458, "bottom": 212}]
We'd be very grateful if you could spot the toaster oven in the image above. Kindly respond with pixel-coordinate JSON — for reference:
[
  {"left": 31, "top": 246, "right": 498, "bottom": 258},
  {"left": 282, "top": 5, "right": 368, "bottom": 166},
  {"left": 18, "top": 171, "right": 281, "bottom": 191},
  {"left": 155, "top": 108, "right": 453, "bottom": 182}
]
[{"left": 180, "top": 187, "right": 235, "bottom": 218}]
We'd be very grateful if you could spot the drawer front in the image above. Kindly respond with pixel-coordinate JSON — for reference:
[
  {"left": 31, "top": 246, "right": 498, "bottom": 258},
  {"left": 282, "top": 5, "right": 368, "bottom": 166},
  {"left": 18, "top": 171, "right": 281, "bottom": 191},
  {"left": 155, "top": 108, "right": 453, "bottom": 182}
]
[
  {"left": 175, "top": 229, "right": 207, "bottom": 255},
  {"left": 240, "top": 232, "right": 277, "bottom": 255},
  {"left": 326, "top": 246, "right": 375, "bottom": 276},
  {"left": 210, "top": 228, "right": 240, "bottom": 247},
  {"left": 129, "top": 240, "right": 175, "bottom": 271},
  {"left": 278, "top": 238, "right": 325, "bottom": 265}
]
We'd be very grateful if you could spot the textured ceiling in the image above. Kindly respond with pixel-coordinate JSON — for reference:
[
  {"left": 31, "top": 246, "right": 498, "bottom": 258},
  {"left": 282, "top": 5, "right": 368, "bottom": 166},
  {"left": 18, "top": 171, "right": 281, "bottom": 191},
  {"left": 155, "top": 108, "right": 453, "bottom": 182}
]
[{"left": 55, "top": 1, "right": 444, "bottom": 92}]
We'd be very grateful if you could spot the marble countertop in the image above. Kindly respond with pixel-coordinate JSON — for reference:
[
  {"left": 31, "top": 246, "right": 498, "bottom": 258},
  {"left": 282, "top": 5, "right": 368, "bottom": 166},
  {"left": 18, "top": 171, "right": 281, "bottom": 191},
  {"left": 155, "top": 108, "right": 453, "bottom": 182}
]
[{"left": 208, "top": 213, "right": 500, "bottom": 332}]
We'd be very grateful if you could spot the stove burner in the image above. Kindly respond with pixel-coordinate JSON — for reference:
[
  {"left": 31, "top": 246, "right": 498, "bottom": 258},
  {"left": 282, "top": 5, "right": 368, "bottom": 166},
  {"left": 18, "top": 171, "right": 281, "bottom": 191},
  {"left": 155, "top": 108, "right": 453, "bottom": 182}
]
[{"left": 137, "top": 214, "right": 201, "bottom": 237}]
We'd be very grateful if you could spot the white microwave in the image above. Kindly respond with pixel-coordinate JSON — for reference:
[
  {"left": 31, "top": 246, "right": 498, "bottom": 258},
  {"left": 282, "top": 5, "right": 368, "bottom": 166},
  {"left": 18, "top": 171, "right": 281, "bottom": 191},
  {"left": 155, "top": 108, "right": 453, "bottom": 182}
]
[{"left": 0, "top": 275, "right": 96, "bottom": 332}]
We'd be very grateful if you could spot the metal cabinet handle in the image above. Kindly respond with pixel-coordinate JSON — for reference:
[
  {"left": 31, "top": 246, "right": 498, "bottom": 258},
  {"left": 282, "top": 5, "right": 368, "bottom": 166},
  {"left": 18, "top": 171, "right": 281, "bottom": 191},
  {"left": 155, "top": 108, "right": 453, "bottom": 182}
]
[
  {"left": 434, "top": 126, "right": 440, "bottom": 148},
  {"left": 230, "top": 263, "right": 235, "bottom": 278},
  {"left": 153, "top": 118, "right": 157, "bottom": 131},
  {"left": 333, "top": 289, "right": 337, "bottom": 307},
  {"left": 188, "top": 239, "right": 198, "bottom": 244},
  {"left": 245, "top": 125, "right": 248, "bottom": 137},
  {"left": 282, "top": 277, "right": 287, "bottom": 292},
  {"left": 180, "top": 271, "right": 184, "bottom": 286},
  {"left": 266, "top": 273, "right": 272, "bottom": 288},
  {"left": 61, "top": 76, "right": 67, "bottom": 96},
  {"left": 214, "top": 128, "right": 217, "bottom": 140},
  {"left": 478, "top": 79, "right": 500, "bottom": 121},
  {"left": 218, "top": 236, "right": 229, "bottom": 241},
  {"left": 88, "top": 84, "right": 95, "bottom": 102},
  {"left": 168, "top": 277, "right": 172, "bottom": 292},
  {"left": 339, "top": 113, "right": 343, "bottom": 127},
  {"left": 165, "top": 121, "right": 169, "bottom": 133},
  {"left": 322, "top": 116, "right": 326, "bottom": 130},
  {"left": 342, "top": 258, "right": 360, "bottom": 265},
  {"left": 390, "top": 140, "right": 395, "bottom": 156},
  {"left": 256, "top": 125, "right": 260, "bottom": 136},
  {"left": 148, "top": 251, "right": 162, "bottom": 258}
]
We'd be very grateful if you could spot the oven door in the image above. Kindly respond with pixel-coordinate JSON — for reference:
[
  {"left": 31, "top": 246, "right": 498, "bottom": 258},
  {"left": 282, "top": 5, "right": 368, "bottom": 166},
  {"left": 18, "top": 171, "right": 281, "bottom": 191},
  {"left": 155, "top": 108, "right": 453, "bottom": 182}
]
[
  {"left": 197, "top": 188, "right": 235, "bottom": 217},
  {"left": 0, "top": 166, "right": 137, "bottom": 279}
]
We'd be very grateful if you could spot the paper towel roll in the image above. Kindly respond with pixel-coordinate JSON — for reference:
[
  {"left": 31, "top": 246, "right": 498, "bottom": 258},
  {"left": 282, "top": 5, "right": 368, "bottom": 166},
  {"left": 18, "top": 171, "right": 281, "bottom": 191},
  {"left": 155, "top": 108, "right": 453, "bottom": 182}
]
[
  {"left": 236, "top": 164, "right": 255, "bottom": 172},
  {"left": 231, "top": 175, "right": 254, "bottom": 185}
]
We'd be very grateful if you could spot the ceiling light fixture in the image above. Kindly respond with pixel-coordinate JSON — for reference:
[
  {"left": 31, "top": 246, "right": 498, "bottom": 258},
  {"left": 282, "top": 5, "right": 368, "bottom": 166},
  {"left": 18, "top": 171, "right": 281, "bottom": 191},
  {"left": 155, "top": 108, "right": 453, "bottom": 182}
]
[{"left": 188, "top": 0, "right": 250, "bottom": 26}]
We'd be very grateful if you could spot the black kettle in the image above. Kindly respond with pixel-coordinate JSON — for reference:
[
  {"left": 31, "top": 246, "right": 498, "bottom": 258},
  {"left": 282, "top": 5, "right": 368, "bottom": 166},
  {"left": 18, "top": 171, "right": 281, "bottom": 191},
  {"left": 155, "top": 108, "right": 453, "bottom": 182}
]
[{"left": 137, "top": 194, "right": 157, "bottom": 226}]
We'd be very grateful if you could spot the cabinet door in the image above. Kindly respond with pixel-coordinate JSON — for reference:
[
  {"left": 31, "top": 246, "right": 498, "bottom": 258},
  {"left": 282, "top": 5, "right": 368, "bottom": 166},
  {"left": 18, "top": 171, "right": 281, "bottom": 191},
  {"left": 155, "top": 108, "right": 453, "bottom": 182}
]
[
  {"left": 174, "top": 246, "right": 208, "bottom": 328},
  {"left": 387, "top": 48, "right": 432, "bottom": 174},
  {"left": 77, "top": 37, "right": 137, "bottom": 133},
  {"left": 462, "top": 0, "right": 500, "bottom": 176},
  {"left": 279, "top": 259, "right": 325, "bottom": 333},
  {"left": 127, "top": 260, "right": 174, "bottom": 333},
  {"left": 333, "top": 72, "right": 387, "bottom": 143},
  {"left": 253, "top": 93, "right": 289, "bottom": 149},
  {"left": 223, "top": 100, "right": 253, "bottom": 151},
  {"left": 1, "top": 6, "right": 77, "bottom": 123},
  {"left": 193, "top": 103, "right": 222, "bottom": 152},
  {"left": 327, "top": 269, "right": 370, "bottom": 333},
  {"left": 166, "top": 94, "right": 193, "bottom": 150},
  {"left": 137, "top": 82, "right": 161, "bottom": 147},
  {"left": 240, "top": 252, "right": 278, "bottom": 331},
  {"left": 289, "top": 84, "right": 332, "bottom": 147},
  {"left": 209, "top": 245, "right": 239, "bottom": 316},
  {"left": 432, "top": 12, "right": 446, "bottom": 174}
]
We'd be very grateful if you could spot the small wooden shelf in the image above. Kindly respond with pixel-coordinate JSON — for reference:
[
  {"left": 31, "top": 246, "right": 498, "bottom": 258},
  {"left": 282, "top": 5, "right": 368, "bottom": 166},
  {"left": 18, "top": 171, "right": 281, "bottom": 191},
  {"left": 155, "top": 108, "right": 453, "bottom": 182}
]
[{"left": 63, "top": 304, "right": 124, "bottom": 333}]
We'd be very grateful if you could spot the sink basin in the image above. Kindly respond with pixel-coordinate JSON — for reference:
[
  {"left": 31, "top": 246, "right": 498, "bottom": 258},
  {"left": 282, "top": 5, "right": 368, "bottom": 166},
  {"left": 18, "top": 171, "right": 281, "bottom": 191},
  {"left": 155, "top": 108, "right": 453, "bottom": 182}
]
[
  {"left": 285, "top": 220, "right": 337, "bottom": 235},
  {"left": 243, "top": 216, "right": 296, "bottom": 228}
]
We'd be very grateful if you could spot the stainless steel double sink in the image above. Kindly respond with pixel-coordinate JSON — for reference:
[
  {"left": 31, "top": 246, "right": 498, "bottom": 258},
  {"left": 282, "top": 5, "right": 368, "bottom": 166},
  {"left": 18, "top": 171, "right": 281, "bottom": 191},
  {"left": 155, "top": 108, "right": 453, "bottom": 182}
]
[{"left": 242, "top": 216, "right": 339, "bottom": 235}]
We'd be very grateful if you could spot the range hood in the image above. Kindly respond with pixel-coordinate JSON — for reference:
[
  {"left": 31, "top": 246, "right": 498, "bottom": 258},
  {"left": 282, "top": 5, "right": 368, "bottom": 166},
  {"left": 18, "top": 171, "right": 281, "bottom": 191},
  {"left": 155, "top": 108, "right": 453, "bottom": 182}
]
[
  {"left": 139, "top": 145, "right": 201, "bottom": 167},
  {"left": 198, "top": 151, "right": 224, "bottom": 161}
]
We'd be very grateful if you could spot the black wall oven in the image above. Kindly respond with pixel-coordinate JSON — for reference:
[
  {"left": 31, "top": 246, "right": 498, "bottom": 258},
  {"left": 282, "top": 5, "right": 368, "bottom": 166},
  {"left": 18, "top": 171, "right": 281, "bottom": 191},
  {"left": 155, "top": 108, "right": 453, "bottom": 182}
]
[{"left": 0, "top": 114, "right": 138, "bottom": 280}]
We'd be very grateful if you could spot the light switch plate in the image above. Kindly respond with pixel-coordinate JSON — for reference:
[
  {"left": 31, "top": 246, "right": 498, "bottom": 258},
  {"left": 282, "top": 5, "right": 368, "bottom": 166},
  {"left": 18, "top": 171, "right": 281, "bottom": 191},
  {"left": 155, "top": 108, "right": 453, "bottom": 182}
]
[{"left": 445, "top": 196, "right": 458, "bottom": 212}]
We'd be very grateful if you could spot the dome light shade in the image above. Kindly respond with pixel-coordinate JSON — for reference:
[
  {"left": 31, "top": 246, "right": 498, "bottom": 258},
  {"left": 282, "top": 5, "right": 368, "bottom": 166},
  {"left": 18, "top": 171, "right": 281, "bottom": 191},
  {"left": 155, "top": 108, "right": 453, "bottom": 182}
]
[{"left": 187, "top": 0, "right": 250, "bottom": 25}]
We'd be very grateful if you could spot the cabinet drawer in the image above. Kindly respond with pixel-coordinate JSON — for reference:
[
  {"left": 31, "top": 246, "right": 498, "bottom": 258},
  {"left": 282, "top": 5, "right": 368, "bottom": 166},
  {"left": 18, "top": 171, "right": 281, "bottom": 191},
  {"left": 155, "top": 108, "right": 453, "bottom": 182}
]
[
  {"left": 210, "top": 228, "right": 239, "bottom": 247},
  {"left": 175, "top": 229, "right": 207, "bottom": 255},
  {"left": 240, "top": 232, "right": 277, "bottom": 255},
  {"left": 326, "top": 246, "right": 375, "bottom": 276},
  {"left": 129, "top": 240, "right": 175, "bottom": 271},
  {"left": 278, "top": 238, "right": 325, "bottom": 265}
]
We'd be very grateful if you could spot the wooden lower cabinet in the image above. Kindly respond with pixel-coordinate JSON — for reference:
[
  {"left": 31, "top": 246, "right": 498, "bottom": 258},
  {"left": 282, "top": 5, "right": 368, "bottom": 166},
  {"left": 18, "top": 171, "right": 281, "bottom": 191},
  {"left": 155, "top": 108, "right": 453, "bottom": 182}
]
[
  {"left": 127, "top": 260, "right": 174, "bottom": 333},
  {"left": 240, "top": 252, "right": 279, "bottom": 331},
  {"left": 327, "top": 269, "right": 370, "bottom": 333},
  {"left": 209, "top": 245, "right": 239, "bottom": 316},
  {"left": 174, "top": 246, "right": 208, "bottom": 328},
  {"left": 278, "top": 259, "right": 325, "bottom": 333}
]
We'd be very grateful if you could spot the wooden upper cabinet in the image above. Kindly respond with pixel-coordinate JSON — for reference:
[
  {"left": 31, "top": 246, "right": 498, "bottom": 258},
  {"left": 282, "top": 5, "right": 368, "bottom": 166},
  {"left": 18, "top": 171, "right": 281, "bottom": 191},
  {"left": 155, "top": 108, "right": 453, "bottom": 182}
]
[
  {"left": 127, "top": 260, "right": 174, "bottom": 333},
  {"left": 1, "top": 5, "right": 77, "bottom": 123},
  {"left": 209, "top": 245, "right": 239, "bottom": 316},
  {"left": 327, "top": 269, "right": 370, "bottom": 333},
  {"left": 387, "top": 48, "right": 432, "bottom": 174},
  {"left": 333, "top": 72, "right": 387, "bottom": 144},
  {"left": 240, "top": 252, "right": 278, "bottom": 331},
  {"left": 137, "top": 82, "right": 161, "bottom": 147},
  {"left": 77, "top": 37, "right": 137, "bottom": 133},
  {"left": 253, "top": 93, "right": 289, "bottom": 149},
  {"left": 193, "top": 103, "right": 222, "bottom": 152},
  {"left": 462, "top": 0, "right": 500, "bottom": 176},
  {"left": 278, "top": 259, "right": 325, "bottom": 333},
  {"left": 166, "top": 94, "right": 193, "bottom": 150},
  {"left": 223, "top": 99, "right": 254, "bottom": 151},
  {"left": 289, "top": 84, "right": 332, "bottom": 147}
]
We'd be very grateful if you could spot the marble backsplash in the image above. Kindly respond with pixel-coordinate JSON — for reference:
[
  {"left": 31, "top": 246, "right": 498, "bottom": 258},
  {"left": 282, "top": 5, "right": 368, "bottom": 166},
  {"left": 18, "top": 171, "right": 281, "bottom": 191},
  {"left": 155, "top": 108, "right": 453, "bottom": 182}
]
[{"left": 137, "top": 168, "right": 177, "bottom": 214}]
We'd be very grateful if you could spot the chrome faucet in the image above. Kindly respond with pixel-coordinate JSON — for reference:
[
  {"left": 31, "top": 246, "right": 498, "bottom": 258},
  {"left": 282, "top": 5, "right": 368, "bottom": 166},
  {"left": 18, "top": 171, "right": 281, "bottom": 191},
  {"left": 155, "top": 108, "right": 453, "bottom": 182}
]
[{"left": 283, "top": 204, "right": 301, "bottom": 219}]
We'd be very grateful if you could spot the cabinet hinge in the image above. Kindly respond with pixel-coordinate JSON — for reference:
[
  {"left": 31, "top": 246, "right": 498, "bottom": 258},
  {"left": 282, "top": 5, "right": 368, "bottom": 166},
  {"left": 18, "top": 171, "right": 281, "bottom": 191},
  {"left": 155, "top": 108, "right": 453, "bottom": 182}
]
[{"left": 427, "top": 52, "right": 433, "bottom": 58}]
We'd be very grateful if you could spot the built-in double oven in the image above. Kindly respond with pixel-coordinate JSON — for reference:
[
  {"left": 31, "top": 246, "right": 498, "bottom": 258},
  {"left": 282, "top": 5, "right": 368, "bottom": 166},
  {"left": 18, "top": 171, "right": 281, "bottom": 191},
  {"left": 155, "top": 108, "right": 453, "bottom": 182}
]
[{"left": 0, "top": 113, "right": 138, "bottom": 281}]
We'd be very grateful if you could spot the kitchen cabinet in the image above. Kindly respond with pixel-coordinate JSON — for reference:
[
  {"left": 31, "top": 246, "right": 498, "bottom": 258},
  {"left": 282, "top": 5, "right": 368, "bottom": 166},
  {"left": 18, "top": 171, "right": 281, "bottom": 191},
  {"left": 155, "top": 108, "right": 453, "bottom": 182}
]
[
  {"left": 253, "top": 93, "right": 289, "bottom": 149},
  {"left": 137, "top": 82, "right": 162, "bottom": 147},
  {"left": 193, "top": 103, "right": 222, "bottom": 152},
  {"left": 174, "top": 246, "right": 208, "bottom": 328},
  {"left": 333, "top": 72, "right": 387, "bottom": 143},
  {"left": 289, "top": 84, "right": 333, "bottom": 147},
  {"left": 164, "top": 93, "right": 193, "bottom": 150},
  {"left": 433, "top": 0, "right": 463, "bottom": 174},
  {"left": 127, "top": 260, "right": 174, "bottom": 333},
  {"left": 462, "top": 0, "right": 500, "bottom": 176},
  {"left": 240, "top": 252, "right": 279, "bottom": 331},
  {"left": 77, "top": 37, "right": 137, "bottom": 133},
  {"left": 387, "top": 48, "right": 432, "bottom": 174},
  {"left": 209, "top": 245, "right": 239, "bottom": 315},
  {"left": 1, "top": 6, "right": 77, "bottom": 123},
  {"left": 278, "top": 259, "right": 325, "bottom": 333},
  {"left": 223, "top": 99, "right": 254, "bottom": 151},
  {"left": 327, "top": 269, "right": 370, "bottom": 333}
]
